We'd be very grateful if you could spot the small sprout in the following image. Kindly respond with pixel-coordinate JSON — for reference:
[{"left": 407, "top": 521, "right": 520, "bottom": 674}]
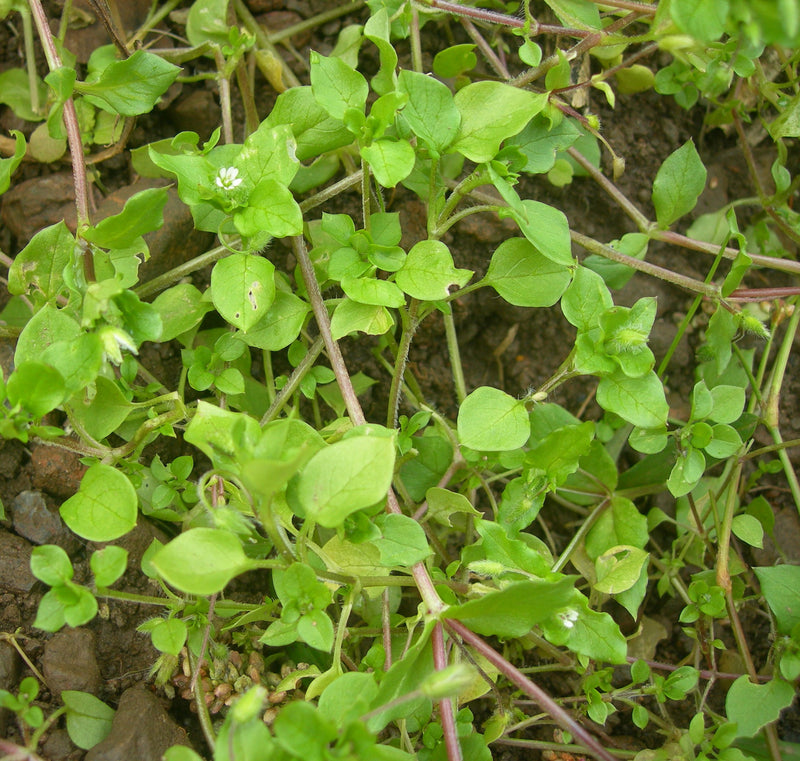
[{"left": 215, "top": 166, "right": 243, "bottom": 190}]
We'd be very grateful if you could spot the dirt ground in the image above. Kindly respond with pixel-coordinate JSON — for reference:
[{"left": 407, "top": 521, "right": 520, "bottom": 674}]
[{"left": 2, "top": 1, "right": 800, "bottom": 759}]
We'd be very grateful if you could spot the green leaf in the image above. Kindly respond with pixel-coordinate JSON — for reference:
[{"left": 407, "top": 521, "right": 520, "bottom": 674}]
[
  {"left": 544, "top": 0, "right": 602, "bottom": 29},
  {"left": 264, "top": 86, "right": 353, "bottom": 160},
  {"left": 670, "top": 0, "right": 728, "bottom": 42},
  {"left": 395, "top": 240, "right": 472, "bottom": 301},
  {"left": 561, "top": 266, "right": 613, "bottom": 332},
  {"left": 0, "top": 129, "right": 25, "bottom": 194},
  {"left": 585, "top": 496, "right": 648, "bottom": 559},
  {"left": 6, "top": 362, "right": 66, "bottom": 417},
  {"left": 486, "top": 237, "right": 571, "bottom": 307},
  {"left": 754, "top": 565, "right": 800, "bottom": 635},
  {"left": 726, "top": 676, "right": 795, "bottom": 738},
  {"left": 8, "top": 221, "right": 74, "bottom": 303},
  {"left": 67, "top": 376, "right": 133, "bottom": 440},
  {"left": 152, "top": 284, "right": 213, "bottom": 342},
  {"left": 186, "top": 0, "right": 230, "bottom": 48},
  {"left": 397, "top": 70, "right": 460, "bottom": 153},
  {"left": 508, "top": 114, "right": 580, "bottom": 175},
  {"left": 30, "top": 545, "right": 74, "bottom": 587},
  {"left": 211, "top": 254, "right": 276, "bottom": 332},
  {"left": 60, "top": 464, "right": 137, "bottom": 542},
  {"left": 425, "top": 487, "right": 481, "bottom": 527},
  {"left": 76, "top": 50, "right": 181, "bottom": 116},
  {"left": 14, "top": 305, "right": 81, "bottom": 367},
  {"left": 233, "top": 179, "right": 303, "bottom": 238},
  {"left": 297, "top": 609, "right": 335, "bottom": 651},
  {"left": 708, "top": 384, "right": 746, "bottom": 424},
  {"left": 83, "top": 188, "right": 168, "bottom": 249},
  {"left": 452, "top": 82, "right": 548, "bottom": 163},
  {"left": 310, "top": 51, "right": 368, "bottom": 121},
  {"left": 331, "top": 300, "right": 393, "bottom": 338},
  {"left": 652, "top": 140, "right": 707, "bottom": 227},
  {"left": 90, "top": 546, "right": 128, "bottom": 587},
  {"left": 364, "top": 8, "right": 398, "bottom": 95},
  {"left": 152, "top": 528, "right": 252, "bottom": 595},
  {"left": 596, "top": 370, "right": 669, "bottom": 428},
  {"left": 318, "top": 672, "right": 378, "bottom": 728},
  {"left": 457, "top": 387, "right": 530, "bottom": 451},
  {"left": 149, "top": 618, "right": 188, "bottom": 656},
  {"left": 445, "top": 577, "right": 577, "bottom": 638},
  {"left": 0, "top": 68, "right": 46, "bottom": 121},
  {"left": 731, "top": 514, "right": 763, "bottom": 548},
  {"left": 594, "top": 545, "right": 649, "bottom": 594},
  {"left": 505, "top": 200, "right": 573, "bottom": 266},
  {"left": 433, "top": 44, "right": 477, "bottom": 78},
  {"left": 184, "top": 401, "right": 261, "bottom": 471},
  {"left": 235, "top": 122, "right": 299, "bottom": 189},
  {"left": 62, "top": 691, "right": 115, "bottom": 750},
  {"left": 541, "top": 593, "right": 627, "bottom": 663},
  {"left": 361, "top": 139, "right": 415, "bottom": 188},
  {"left": 341, "top": 275, "right": 406, "bottom": 308},
  {"left": 373, "top": 514, "right": 431, "bottom": 566},
  {"left": 241, "top": 290, "right": 310, "bottom": 351},
  {"left": 295, "top": 428, "right": 396, "bottom": 528},
  {"left": 526, "top": 421, "right": 594, "bottom": 486}
]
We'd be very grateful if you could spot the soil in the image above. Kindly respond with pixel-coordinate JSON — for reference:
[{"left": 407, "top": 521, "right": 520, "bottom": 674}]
[{"left": 1, "top": 2, "right": 800, "bottom": 760}]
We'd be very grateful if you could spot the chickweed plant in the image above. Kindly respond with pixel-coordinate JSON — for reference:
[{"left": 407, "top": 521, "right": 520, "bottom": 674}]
[{"left": 1, "top": 0, "right": 800, "bottom": 759}]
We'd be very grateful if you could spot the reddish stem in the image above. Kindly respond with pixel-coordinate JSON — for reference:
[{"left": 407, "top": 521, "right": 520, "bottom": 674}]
[{"left": 445, "top": 619, "right": 618, "bottom": 761}]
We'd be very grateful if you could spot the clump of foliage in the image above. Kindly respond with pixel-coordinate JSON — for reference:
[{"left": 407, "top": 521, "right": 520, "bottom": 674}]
[{"left": 1, "top": 0, "right": 800, "bottom": 760}]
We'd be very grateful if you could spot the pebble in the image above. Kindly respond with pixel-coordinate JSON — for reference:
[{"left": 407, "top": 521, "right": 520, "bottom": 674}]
[
  {"left": 85, "top": 686, "right": 193, "bottom": 761},
  {"left": 30, "top": 445, "right": 86, "bottom": 499},
  {"left": 0, "top": 530, "right": 36, "bottom": 592},
  {"left": 42, "top": 629, "right": 102, "bottom": 697},
  {"left": 12, "top": 490, "right": 78, "bottom": 553},
  {"left": 0, "top": 641, "right": 21, "bottom": 737}
]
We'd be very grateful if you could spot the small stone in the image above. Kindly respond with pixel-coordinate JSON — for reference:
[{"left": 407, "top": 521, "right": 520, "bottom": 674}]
[
  {"left": 0, "top": 530, "right": 36, "bottom": 592},
  {"left": 0, "top": 173, "right": 76, "bottom": 243},
  {"left": 85, "top": 686, "right": 192, "bottom": 761},
  {"left": 42, "top": 629, "right": 102, "bottom": 696},
  {"left": 12, "top": 490, "right": 77, "bottom": 552},
  {"left": 40, "top": 728, "right": 76, "bottom": 761},
  {"left": 30, "top": 445, "right": 87, "bottom": 499},
  {"left": 0, "top": 641, "right": 21, "bottom": 737}
]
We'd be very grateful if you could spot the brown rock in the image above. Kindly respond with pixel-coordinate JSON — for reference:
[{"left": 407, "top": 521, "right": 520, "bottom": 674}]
[
  {"left": 0, "top": 530, "right": 36, "bottom": 592},
  {"left": 30, "top": 445, "right": 86, "bottom": 499},
  {"left": 167, "top": 89, "right": 221, "bottom": 143},
  {"left": 85, "top": 686, "right": 192, "bottom": 761},
  {"left": 12, "top": 490, "right": 79, "bottom": 553},
  {"left": 42, "top": 628, "right": 102, "bottom": 696},
  {"left": 89, "top": 178, "right": 216, "bottom": 281},
  {"left": 0, "top": 640, "right": 21, "bottom": 736},
  {"left": 0, "top": 173, "right": 76, "bottom": 243}
]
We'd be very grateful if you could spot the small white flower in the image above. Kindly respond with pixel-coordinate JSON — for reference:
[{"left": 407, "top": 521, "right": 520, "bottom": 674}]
[
  {"left": 557, "top": 608, "right": 579, "bottom": 629},
  {"left": 215, "top": 166, "right": 243, "bottom": 190}
]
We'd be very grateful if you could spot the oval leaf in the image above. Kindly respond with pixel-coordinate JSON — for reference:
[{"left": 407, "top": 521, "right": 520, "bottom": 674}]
[
  {"left": 457, "top": 387, "right": 530, "bottom": 451},
  {"left": 60, "top": 464, "right": 137, "bottom": 542},
  {"left": 151, "top": 528, "right": 251, "bottom": 595},
  {"left": 211, "top": 253, "right": 276, "bottom": 332}
]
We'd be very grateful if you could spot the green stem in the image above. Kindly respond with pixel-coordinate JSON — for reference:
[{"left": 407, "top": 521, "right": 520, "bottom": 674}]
[
  {"left": 571, "top": 231, "right": 721, "bottom": 298},
  {"left": 443, "top": 309, "right": 467, "bottom": 404},
  {"left": 21, "top": 7, "right": 40, "bottom": 115},
  {"left": 551, "top": 497, "right": 610, "bottom": 573},
  {"left": 29, "top": 705, "right": 67, "bottom": 750},
  {"left": 387, "top": 300, "right": 420, "bottom": 428},
  {"left": 267, "top": 2, "right": 363, "bottom": 44},
  {"left": 134, "top": 244, "right": 230, "bottom": 300},
  {"left": 762, "top": 300, "right": 800, "bottom": 512},
  {"left": 260, "top": 337, "right": 324, "bottom": 425},
  {"left": 232, "top": 0, "right": 300, "bottom": 89}
]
